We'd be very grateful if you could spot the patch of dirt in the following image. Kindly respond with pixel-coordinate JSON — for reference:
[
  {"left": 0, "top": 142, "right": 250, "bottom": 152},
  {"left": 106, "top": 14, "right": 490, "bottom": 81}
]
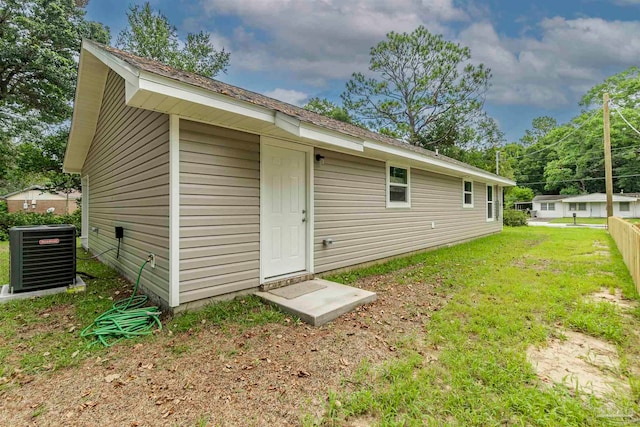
[
  {"left": 588, "top": 287, "right": 638, "bottom": 310},
  {"left": 527, "top": 330, "right": 631, "bottom": 401},
  {"left": 0, "top": 265, "right": 450, "bottom": 426},
  {"left": 593, "top": 240, "right": 608, "bottom": 249}
]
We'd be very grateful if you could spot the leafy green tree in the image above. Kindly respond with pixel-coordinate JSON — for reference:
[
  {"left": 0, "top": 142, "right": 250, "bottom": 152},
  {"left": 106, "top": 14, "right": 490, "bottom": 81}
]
[
  {"left": 581, "top": 67, "right": 640, "bottom": 109},
  {"left": 511, "top": 67, "right": 640, "bottom": 195},
  {"left": 504, "top": 186, "right": 534, "bottom": 209},
  {"left": 17, "top": 127, "right": 79, "bottom": 213},
  {"left": 116, "top": 2, "right": 230, "bottom": 78},
  {"left": 519, "top": 116, "right": 558, "bottom": 147},
  {"left": 511, "top": 117, "right": 562, "bottom": 194},
  {"left": 342, "top": 26, "right": 491, "bottom": 149},
  {"left": 303, "top": 98, "right": 356, "bottom": 124},
  {"left": 0, "top": 0, "right": 109, "bottom": 136},
  {"left": 0, "top": 0, "right": 108, "bottom": 194}
]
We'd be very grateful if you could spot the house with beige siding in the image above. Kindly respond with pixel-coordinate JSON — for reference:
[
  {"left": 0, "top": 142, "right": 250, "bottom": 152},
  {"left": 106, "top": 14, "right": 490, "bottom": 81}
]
[{"left": 63, "top": 40, "right": 516, "bottom": 311}]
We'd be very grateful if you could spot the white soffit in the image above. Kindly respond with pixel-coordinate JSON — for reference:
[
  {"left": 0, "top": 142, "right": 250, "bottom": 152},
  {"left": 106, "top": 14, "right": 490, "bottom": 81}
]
[{"left": 66, "top": 41, "right": 515, "bottom": 185}]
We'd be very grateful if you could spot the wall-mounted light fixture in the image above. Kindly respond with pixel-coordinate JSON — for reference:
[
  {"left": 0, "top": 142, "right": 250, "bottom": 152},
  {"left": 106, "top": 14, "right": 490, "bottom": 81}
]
[{"left": 315, "top": 154, "right": 325, "bottom": 164}]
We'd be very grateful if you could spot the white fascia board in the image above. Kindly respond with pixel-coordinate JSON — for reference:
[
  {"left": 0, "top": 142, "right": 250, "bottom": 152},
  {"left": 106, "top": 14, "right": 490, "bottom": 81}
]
[
  {"left": 274, "top": 111, "right": 301, "bottom": 136},
  {"left": 364, "top": 140, "right": 516, "bottom": 186},
  {"left": 274, "top": 112, "right": 365, "bottom": 152},
  {"left": 125, "top": 80, "right": 140, "bottom": 104},
  {"left": 82, "top": 41, "right": 139, "bottom": 85},
  {"left": 299, "top": 123, "right": 364, "bottom": 152},
  {"left": 64, "top": 47, "right": 110, "bottom": 174},
  {"left": 137, "top": 71, "right": 275, "bottom": 124},
  {"left": 562, "top": 195, "right": 637, "bottom": 203}
]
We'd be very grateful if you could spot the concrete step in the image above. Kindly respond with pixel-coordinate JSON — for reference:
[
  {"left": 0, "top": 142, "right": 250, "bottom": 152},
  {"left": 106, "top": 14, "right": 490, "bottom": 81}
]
[{"left": 255, "top": 279, "right": 377, "bottom": 326}]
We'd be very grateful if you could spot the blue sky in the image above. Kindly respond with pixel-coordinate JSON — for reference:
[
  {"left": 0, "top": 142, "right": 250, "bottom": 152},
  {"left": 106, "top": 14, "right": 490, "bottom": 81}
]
[{"left": 85, "top": 0, "right": 640, "bottom": 143}]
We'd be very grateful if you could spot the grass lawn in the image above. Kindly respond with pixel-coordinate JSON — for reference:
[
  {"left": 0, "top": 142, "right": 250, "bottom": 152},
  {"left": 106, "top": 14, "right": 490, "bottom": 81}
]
[
  {"left": 1, "top": 228, "right": 639, "bottom": 426},
  {"left": 549, "top": 217, "right": 640, "bottom": 224}
]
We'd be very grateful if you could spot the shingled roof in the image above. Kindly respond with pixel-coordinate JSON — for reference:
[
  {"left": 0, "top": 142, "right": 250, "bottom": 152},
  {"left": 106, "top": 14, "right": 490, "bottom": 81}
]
[{"left": 94, "top": 42, "right": 510, "bottom": 182}]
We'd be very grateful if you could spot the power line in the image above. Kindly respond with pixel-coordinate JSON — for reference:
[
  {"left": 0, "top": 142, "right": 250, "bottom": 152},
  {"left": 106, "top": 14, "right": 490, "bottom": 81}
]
[
  {"left": 509, "top": 109, "right": 601, "bottom": 160},
  {"left": 517, "top": 173, "right": 640, "bottom": 186},
  {"left": 611, "top": 103, "right": 640, "bottom": 138}
]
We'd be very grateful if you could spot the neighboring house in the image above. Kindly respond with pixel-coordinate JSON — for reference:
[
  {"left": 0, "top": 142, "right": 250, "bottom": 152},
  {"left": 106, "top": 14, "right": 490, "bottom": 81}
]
[
  {"left": 1, "top": 185, "right": 80, "bottom": 214},
  {"left": 63, "top": 40, "right": 516, "bottom": 311},
  {"left": 532, "top": 193, "right": 640, "bottom": 218}
]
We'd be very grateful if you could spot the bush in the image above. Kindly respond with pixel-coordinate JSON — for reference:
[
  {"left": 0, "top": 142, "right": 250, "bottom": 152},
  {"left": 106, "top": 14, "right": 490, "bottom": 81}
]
[
  {"left": 503, "top": 209, "right": 528, "bottom": 227},
  {"left": 0, "top": 208, "right": 81, "bottom": 241}
]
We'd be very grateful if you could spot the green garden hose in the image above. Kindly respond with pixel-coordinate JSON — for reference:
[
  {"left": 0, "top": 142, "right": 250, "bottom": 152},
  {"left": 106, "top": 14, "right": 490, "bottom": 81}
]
[{"left": 81, "top": 257, "right": 162, "bottom": 347}]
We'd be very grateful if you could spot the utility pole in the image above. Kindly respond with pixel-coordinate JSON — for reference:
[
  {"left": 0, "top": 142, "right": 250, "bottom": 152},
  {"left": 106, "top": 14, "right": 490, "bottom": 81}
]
[
  {"left": 603, "top": 93, "right": 614, "bottom": 219},
  {"left": 495, "top": 151, "right": 500, "bottom": 175}
]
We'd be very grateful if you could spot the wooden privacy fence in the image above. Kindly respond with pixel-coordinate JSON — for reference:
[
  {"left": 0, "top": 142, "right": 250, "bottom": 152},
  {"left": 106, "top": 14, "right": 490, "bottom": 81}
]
[{"left": 608, "top": 217, "right": 640, "bottom": 293}]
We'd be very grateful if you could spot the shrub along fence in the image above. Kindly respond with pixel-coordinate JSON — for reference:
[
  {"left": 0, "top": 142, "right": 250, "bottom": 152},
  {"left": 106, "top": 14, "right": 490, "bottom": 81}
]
[
  {"left": 609, "top": 216, "right": 640, "bottom": 293},
  {"left": 0, "top": 209, "right": 81, "bottom": 241}
]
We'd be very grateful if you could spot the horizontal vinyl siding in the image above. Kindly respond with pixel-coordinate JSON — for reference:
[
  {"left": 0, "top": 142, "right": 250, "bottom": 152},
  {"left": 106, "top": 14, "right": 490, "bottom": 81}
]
[
  {"left": 179, "top": 119, "right": 260, "bottom": 303},
  {"left": 82, "top": 71, "right": 170, "bottom": 303},
  {"left": 314, "top": 149, "right": 502, "bottom": 272}
]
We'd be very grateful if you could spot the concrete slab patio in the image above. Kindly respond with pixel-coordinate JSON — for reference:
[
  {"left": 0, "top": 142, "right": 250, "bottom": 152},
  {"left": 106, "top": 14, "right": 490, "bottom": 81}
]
[{"left": 255, "top": 279, "right": 377, "bottom": 326}]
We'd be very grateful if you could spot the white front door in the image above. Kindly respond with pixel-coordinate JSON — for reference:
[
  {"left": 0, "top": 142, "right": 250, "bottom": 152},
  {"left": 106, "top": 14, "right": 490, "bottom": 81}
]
[{"left": 263, "top": 144, "right": 307, "bottom": 278}]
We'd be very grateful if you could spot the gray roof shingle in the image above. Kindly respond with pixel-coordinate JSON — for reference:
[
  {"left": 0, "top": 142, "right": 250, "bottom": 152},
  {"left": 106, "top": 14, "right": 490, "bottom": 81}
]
[{"left": 93, "top": 41, "right": 511, "bottom": 182}]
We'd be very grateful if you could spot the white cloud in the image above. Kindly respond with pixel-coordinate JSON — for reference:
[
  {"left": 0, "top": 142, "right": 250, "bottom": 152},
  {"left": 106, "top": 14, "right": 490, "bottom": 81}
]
[
  {"left": 612, "top": 0, "right": 640, "bottom": 5},
  {"left": 459, "top": 17, "right": 640, "bottom": 107},
  {"left": 262, "top": 88, "right": 309, "bottom": 106},
  {"left": 190, "top": 1, "right": 640, "bottom": 110},
  {"left": 199, "top": 0, "right": 466, "bottom": 84}
]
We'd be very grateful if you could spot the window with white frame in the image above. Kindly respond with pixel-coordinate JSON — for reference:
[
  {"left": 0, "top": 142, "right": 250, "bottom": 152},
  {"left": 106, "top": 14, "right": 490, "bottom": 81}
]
[
  {"left": 541, "top": 202, "right": 556, "bottom": 211},
  {"left": 620, "top": 202, "right": 630, "bottom": 212},
  {"left": 548, "top": 202, "right": 555, "bottom": 211},
  {"left": 569, "top": 202, "right": 587, "bottom": 211},
  {"left": 463, "top": 180, "right": 473, "bottom": 208},
  {"left": 387, "top": 164, "right": 410, "bottom": 208},
  {"left": 487, "top": 184, "right": 494, "bottom": 221}
]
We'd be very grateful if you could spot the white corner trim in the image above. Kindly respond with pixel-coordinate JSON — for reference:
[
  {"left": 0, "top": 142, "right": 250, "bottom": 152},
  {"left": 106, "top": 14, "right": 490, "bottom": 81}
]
[
  {"left": 364, "top": 140, "right": 515, "bottom": 186},
  {"left": 168, "top": 115, "right": 180, "bottom": 308},
  {"left": 386, "top": 162, "right": 411, "bottom": 209},
  {"left": 463, "top": 178, "right": 474, "bottom": 208}
]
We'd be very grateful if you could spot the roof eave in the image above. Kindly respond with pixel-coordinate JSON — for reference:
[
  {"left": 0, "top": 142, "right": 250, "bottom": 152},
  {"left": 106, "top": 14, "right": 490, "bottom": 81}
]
[
  {"left": 64, "top": 40, "right": 141, "bottom": 174},
  {"left": 64, "top": 42, "right": 517, "bottom": 185}
]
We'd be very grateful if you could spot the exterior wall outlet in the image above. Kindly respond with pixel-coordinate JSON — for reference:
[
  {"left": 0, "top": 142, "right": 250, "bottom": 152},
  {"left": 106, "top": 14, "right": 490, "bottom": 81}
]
[{"left": 431, "top": 221, "right": 436, "bottom": 229}]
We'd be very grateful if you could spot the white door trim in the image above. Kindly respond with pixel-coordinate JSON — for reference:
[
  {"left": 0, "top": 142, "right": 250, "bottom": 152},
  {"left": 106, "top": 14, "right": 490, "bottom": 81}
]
[{"left": 260, "top": 136, "right": 314, "bottom": 283}]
